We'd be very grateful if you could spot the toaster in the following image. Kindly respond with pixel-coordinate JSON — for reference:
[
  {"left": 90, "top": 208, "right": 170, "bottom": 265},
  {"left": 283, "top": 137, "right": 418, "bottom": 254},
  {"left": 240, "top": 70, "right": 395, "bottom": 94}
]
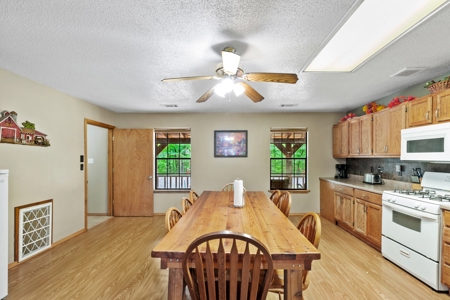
[{"left": 363, "top": 173, "right": 382, "bottom": 184}]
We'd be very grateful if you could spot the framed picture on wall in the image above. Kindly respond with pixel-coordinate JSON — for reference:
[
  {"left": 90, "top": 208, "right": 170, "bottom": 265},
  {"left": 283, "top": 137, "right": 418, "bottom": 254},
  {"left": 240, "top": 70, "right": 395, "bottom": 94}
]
[{"left": 214, "top": 130, "right": 248, "bottom": 157}]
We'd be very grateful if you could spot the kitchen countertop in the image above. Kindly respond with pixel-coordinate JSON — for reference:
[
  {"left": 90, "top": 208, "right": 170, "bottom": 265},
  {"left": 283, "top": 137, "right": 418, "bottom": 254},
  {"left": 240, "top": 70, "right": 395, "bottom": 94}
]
[{"left": 320, "top": 175, "right": 413, "bottom": 194}]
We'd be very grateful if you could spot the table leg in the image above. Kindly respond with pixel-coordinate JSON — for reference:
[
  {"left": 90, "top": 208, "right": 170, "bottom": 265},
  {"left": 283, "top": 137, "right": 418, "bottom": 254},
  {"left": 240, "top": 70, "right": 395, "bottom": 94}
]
[
  {"left": 168, "top": 268, "right": 184, "bottom": 299},
  {"left": 284, "top": 269, "right": 303, "bottom": 300}
]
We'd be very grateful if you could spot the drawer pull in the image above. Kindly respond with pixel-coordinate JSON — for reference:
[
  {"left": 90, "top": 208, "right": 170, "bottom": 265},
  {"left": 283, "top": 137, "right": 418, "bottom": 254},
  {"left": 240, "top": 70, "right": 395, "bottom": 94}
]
[
  {"left": 363, "top": 195, "right": 369, "bottom": 199},
  {"left": 400, "top": 249, "right": 410, "bottom": 258}
]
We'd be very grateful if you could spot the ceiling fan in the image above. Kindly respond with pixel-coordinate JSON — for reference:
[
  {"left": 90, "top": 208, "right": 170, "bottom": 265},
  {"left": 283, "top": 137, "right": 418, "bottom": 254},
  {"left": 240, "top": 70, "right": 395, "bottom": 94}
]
[{"left": 162, "top": 47, "right": 299, "bottom": 103}]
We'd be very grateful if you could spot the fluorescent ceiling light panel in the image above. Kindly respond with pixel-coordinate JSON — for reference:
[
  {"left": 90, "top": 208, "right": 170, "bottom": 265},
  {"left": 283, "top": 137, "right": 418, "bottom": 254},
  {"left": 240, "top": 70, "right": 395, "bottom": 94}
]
[{"left": 305, "top": 0, "right": 448, "bottom": 72}]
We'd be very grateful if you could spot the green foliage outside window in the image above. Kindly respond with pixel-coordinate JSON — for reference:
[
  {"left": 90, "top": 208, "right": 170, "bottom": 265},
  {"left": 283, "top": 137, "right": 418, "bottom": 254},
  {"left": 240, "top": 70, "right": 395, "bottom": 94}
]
[
  {"left": 157, "top": 144, "right": 191, "bottom": 174},
  {"left": 270, "top": 144, "right": 306, "bottom": 174}
]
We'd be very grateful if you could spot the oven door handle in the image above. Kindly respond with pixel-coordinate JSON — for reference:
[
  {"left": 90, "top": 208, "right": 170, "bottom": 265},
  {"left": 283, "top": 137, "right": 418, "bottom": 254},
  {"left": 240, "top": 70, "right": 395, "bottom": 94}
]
[{"left": 382, "top": 202, "right": 439, "bottom": 221}]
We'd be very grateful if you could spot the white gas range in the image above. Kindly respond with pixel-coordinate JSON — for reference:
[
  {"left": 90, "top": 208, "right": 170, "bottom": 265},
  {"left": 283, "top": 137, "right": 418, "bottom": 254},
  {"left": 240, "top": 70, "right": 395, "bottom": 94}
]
[{"left": 382, "top": 171, "right": 450, "bottom": 291}]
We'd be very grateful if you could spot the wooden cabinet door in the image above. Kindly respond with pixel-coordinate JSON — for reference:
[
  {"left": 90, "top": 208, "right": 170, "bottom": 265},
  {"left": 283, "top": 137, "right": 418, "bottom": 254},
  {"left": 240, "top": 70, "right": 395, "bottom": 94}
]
[
  {"left": 372, "top": 110, "right": 390, "bottom": 156},
  {"left": 360, "top": 114, "right": 372, "bottom": 156},
  {"left": 387, "top": 104, "right": 406, "bottom": 156},
  {"left": 366, "top": 202, "right": 382, "bottom": 247},
  {"left": 341, "top": 122, "right": 349, "bottom": 157},
  {"left": 407, "top": 96, "right": 433, "bottom": 127},
  {"left": 354, "top": 198, "right": 367, "bottom": 236},
  {"left": 342, "top": 195, "right": 354, "bottom": 229},
  {"left": 320, "top": 180, "right": 335, "bottom": 223},
  {"left": 332, "top": 124, "right": 341, "bottom": 158},
  {"left": 435, "top": 89, "right": 450, "bottom": 123},
  {"left": 334, "top": 193, "right": 343, "bottom": 222},
  {"left": 113, "top": 129, "right": 154, "bottom": 216},
  {"left": 349, "top": 118, "right": 361, "bottom": 156}
]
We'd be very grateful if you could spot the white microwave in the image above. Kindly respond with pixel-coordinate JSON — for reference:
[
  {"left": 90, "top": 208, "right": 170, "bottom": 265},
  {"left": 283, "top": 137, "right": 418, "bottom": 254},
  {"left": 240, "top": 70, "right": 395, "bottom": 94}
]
[{"left": 401, "top": 123, "right": 450, "bottom": 162}]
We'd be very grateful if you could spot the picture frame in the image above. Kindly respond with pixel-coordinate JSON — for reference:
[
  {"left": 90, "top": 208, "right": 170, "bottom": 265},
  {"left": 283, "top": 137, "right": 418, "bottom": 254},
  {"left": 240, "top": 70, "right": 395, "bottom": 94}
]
[{"left": 214, "top": 130, "right": 248, "bottom": 157}]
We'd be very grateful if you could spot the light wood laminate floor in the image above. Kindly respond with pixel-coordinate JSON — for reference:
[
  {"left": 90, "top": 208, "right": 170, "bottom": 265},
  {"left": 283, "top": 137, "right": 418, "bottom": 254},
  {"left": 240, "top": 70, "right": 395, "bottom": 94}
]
[{"left": 7, "top": 215, "right": 450, "bottom": 299}]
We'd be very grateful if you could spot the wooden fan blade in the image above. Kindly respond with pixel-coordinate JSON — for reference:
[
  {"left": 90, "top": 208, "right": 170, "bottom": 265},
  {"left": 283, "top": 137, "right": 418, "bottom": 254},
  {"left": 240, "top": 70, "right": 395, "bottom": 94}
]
[
  {"left": 162, "top": 76, "right": 215, "bottom": 82},
  {"left": 242, "top": 73, "right": 298, "bottom": 84},
  {"left": 196, "top": 86, "right": 216, "bottom": 103},
  {"left": 238, "top": 82, "right": 264, "bottom": 103}
]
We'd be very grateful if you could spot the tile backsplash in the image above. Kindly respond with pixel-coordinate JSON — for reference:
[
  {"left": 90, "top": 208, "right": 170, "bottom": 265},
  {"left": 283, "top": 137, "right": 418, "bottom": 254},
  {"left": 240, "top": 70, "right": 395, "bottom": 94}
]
[{"left": 346, "top": 158, "right": 450, "bottom": 183}]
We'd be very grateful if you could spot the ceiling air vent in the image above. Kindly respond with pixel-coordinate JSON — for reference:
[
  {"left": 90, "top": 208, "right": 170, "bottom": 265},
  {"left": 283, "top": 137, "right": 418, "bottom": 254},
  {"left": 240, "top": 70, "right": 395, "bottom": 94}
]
[
  {"left": 390, "top": 67, "right": 426, "bottom": 77},
  {"left": 161, "top": 104, "right": 178, "bottom": 108},
  {"left": 280, "top": 104, "right": 298, "bottom": 108}
]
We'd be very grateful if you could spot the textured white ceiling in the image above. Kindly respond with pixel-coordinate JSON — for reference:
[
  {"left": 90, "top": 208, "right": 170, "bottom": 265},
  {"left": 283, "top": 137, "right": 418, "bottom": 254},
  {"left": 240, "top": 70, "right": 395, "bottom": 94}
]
[{"left": 1, "top": 0, "right": 450, "bottom": 113}]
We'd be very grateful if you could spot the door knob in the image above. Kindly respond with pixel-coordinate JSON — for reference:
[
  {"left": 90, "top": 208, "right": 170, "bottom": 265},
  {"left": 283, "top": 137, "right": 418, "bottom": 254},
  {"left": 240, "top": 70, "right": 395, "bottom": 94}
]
[{"left": 148, "top": 176, "right": 153, "bottom": 180}]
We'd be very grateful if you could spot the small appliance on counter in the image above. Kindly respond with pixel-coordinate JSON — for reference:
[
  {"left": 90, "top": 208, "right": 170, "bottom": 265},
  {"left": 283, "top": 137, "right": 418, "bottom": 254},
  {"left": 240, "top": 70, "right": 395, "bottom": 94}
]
[
  {"left": 334, "top": 164, "right": 348, "bottom": 179},
  {"left": 363, "top": 173, "right": 382, "bottom": 185}
]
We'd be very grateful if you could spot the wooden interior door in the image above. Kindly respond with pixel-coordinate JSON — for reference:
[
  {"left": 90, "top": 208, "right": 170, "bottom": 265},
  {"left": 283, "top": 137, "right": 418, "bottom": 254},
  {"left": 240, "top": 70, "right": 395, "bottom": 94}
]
[{"left": 113, "top": 129, "right": 154, "bottom": 216}]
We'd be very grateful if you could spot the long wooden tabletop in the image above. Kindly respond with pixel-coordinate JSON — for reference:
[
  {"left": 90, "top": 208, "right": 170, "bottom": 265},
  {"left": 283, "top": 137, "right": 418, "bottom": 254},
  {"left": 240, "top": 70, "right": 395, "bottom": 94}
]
[{"left": 151, "top": 191, "right": 321, "bottom": 299}]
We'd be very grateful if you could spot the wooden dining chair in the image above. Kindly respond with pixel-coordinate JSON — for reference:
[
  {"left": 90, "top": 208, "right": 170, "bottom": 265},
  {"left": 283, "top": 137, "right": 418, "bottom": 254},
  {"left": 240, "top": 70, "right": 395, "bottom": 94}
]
[
  {"left": 182, "top": 197, "right": 193, "bottom": 214},
  {"left": 270, "top": 190, "right": 281, "bottom": 206},
  {"left": 165, "top": 207, "right": 182, "bottom": 232},
  {"left": 221, "top": 183, "right": 247, "bottom": 192},
  {"left": 190, "top": 190, "right": 199, "bottom": 203},
  {"left": 276, "top": 191, "right": 291, "bottom": 217},
  {"left": 182, "top": 230, "right": 274, "bottom": 300},
  {"left": 269, "top": 212, "right": 322, "bottom": 299}
]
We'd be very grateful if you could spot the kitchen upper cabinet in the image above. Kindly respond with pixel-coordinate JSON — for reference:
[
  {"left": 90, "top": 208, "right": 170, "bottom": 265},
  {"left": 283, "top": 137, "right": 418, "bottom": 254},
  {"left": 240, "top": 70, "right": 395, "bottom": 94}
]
[
  {"left": 407, "top": 95, "right": 433, "bottom": 127},
  {"left": 434, "top": 89, "right": 450, "bottom": 124},
  {"left": 333, "top": 123, "right": 349, "bottom": 158},
  {"left": 407, "top": 90, "right": 450, "bottom": 127},
  {"left": 373, "top": 104, "right": 406, "bottom": 156},
  {"left": 349, "top": 114, "right": 372, "bottom": 157},
  {"left": 320, "top": 179, "right": 334, "bottom": 223}
]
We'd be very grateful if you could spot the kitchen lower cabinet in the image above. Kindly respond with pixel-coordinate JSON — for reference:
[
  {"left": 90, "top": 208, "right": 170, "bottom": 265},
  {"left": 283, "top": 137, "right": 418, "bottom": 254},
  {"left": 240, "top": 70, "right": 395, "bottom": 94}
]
[
  {"left": 353, "top": 189, "right": 382, "bottom": 250},
  {"left": 441, "top": 210, "right": 450, "bottom": 288},
  {"left": 320, "top": 179, "right": 334, "bottom": 223},
  {"left": 334, "top": 184, "right": 354, "bottom": 230},
  {"left": 331, "top": 182, "right": 382, "bottom": 252}
]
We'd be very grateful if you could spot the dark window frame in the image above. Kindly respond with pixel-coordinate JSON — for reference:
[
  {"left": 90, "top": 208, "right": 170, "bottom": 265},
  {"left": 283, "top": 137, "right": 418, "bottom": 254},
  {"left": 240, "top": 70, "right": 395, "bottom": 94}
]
[
  {"left": 155, "top": 131, "right": 191, "bottom": 190},
  {"left": 270, "top": 130, "right": 308, "bottom": 190}
]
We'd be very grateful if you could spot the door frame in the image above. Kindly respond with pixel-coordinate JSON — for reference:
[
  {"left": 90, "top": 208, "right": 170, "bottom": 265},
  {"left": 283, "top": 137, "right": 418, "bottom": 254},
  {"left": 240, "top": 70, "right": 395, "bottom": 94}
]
[{"left": 84, "top": 119, "right": 115, "bottom": 229}]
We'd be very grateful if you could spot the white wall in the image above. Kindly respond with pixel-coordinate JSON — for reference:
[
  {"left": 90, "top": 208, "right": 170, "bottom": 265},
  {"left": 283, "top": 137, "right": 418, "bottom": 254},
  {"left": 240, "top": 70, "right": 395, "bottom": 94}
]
[
  {"left": 0, "top": 68, "right": 115, "bottom": 263},
  {"left": 114, "top": 112, "right": 342, "bottom": 214},
  {"left": 0, "top": 67, "right": 344, "bottom": 264}
]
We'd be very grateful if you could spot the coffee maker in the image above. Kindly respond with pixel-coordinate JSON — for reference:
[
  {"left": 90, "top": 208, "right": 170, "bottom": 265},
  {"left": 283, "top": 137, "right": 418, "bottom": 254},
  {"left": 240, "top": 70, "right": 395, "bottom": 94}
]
[{"left": 335, "top": 164, "right": 348, "bottom": 179}]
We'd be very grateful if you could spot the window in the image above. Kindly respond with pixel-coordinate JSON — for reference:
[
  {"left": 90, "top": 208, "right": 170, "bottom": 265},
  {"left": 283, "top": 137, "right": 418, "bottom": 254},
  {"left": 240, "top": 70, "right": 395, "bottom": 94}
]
[
  {"left": 155, "top": 129, "right": 191, "bottom": 190},
  {"left": 270, "top": 128, "right": 307, "bottom": 190}
]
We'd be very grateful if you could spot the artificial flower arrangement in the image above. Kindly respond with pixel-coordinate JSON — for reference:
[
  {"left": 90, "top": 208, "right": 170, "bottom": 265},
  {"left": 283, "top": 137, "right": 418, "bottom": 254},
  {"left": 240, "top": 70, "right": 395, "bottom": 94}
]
[
  {"left": 340, "top": 112, "right": 356, "bottom": 123},
  {"left": 362, "top": 102, "right": 385, "bottom": 114},
  {"left": 387, "top": 95, "right": 416, "bottom": 108},
  {"left": 424, "top": 76, "right": 450, "bottom": 93}
]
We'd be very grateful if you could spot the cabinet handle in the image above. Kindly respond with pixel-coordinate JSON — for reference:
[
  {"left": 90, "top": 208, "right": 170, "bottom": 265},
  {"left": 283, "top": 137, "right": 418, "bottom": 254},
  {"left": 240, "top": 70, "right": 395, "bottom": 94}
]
[
  {"left": 363, "top": 195, "right": 369, "bottom": 199},
  {"left": 358, "top": 148, "right": 360, "bottom": 154},
  {"left": 436, "top": 109, "right": 440, "bottom": 119},
  {"left": 426, "top": 111, "right": 429, "bottom": 120},
  {"left": 364, "top": 205, "right": 367, "bottom": 213}
]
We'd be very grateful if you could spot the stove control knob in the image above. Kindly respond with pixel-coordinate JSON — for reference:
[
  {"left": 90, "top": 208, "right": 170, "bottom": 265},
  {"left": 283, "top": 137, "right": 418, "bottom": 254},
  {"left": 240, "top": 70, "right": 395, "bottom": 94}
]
[
  {"left": 414, "top": 202, "right": 419, "bottom": 208},
  {"left": 420, "top": 204, "right": 426, "bottom": 210},
  {"left": 391, "top": 198, "right": 396, "bottom": 203}
]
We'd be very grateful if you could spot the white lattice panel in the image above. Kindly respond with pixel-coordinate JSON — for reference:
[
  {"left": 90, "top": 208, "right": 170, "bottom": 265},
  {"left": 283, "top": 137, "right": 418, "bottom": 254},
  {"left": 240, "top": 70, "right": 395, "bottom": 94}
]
[{"left": 18, "top": 202, "right": 52, "bottom": 262}]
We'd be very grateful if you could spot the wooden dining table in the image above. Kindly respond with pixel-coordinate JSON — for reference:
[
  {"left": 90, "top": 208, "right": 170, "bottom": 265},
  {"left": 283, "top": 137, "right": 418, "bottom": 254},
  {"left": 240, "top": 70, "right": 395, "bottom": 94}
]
[{"left": 151, "top": 191, "right": 321, "bottom": 300}]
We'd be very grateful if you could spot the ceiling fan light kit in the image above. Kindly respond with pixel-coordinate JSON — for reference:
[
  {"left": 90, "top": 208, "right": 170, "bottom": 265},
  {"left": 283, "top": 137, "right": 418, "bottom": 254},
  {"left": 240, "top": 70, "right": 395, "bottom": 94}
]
[{"left": 162, "top": 47, "right": 299, "bottom": 103}]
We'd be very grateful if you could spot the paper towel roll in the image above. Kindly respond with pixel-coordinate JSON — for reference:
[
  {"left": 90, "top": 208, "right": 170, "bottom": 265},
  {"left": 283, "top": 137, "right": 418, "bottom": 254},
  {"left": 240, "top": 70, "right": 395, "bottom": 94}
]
[{"left": 234, "top": 179, "right": 244, "bottom": 207}]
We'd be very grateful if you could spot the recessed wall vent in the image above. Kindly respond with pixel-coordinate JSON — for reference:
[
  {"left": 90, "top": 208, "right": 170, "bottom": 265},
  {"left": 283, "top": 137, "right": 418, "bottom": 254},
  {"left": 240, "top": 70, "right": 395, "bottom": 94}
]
[
  {"left": 161, "top": 104, "right": 178, "bottom": 108},
  {"left": 280, "top": 104, "right": 298, "bottom": 108},
  {"left": 15, "top": 200, "right": 53, "bottom": 262},
  {"left": 390, "top": 67, "right": 426, "bottom": 77}
]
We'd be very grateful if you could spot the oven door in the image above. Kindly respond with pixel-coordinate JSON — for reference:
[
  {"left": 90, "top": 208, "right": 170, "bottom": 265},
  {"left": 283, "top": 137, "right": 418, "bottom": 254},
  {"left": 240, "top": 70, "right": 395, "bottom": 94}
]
[{"left": 382, "top": 202, "right": 441, "bottom": 261}]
